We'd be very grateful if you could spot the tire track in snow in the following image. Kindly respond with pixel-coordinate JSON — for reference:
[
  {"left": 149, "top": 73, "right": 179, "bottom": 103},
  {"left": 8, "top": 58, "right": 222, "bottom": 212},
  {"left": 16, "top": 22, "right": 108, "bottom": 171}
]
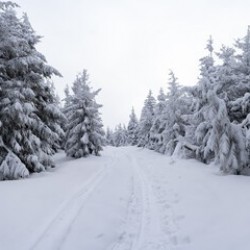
[{"left": 29, "top": 156, "right": 117, "bottom": 250}]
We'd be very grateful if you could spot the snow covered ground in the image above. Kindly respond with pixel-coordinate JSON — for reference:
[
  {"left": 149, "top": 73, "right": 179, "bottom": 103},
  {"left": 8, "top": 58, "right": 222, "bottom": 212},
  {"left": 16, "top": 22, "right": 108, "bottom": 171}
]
[{"left": 1, "top": 146, "right": 250, "bottom": 250}]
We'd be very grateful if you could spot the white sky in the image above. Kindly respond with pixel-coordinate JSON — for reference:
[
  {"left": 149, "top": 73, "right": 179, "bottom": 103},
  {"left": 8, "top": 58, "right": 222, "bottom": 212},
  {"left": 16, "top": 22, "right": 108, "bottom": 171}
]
[{"left": 15, "top": 0, "right": 250, "bottom": 129}]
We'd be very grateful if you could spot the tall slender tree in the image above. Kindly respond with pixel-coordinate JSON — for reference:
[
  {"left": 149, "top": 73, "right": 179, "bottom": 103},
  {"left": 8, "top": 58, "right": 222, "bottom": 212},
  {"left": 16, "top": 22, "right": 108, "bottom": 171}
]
[
  {"left": 158, "top": 71, "right": 187, "bottom": 155},
  {"left": 137, "top": 90, "right": 156, "bottom": 148},
  {"left": 112, "top": 124, "right": 128, "bottom": 147},
  {"left": 105, "top": 127, "right": 115, "bottom": 146},
  {"left": 127, "top": 107, "right": 139, "bottom": 145},
  {"left": 64, "top": 70, "right": 105, "bottom": 158},
  {"left": 149, "top": 88, "right": 167, "bottom": 152}
]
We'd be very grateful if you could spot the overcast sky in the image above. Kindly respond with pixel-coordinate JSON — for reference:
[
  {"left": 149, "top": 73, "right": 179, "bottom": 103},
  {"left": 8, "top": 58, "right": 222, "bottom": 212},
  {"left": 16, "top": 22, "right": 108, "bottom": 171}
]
[{"left": 15, "top": 0, "right": 250, "bottom": 129}]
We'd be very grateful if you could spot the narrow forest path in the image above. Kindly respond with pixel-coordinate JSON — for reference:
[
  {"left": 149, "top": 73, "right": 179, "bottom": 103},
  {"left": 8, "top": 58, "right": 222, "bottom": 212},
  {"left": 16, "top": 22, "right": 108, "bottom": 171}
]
[
  {"left": 29, "top": 147, "right": 189, "bottom": 250},
  {"left": 1, "top": 146, "right": 250, "bottom": 250},
  {"left": 108, "top": 151, "right": 187, "bottom": 250}
]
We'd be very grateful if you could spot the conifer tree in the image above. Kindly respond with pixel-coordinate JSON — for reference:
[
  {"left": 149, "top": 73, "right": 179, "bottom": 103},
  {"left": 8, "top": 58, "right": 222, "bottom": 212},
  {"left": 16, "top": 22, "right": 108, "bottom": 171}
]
[
  {"left": 188, "top": 38, "right": 218, "bottom": 162},
  {"left": 149, "top": 88, "right": 167, "bottom": 152},
  {"left": 187, "top": 35, "right": 249, "bottom": 172},
  {"left": 137, "top": 90, "right": 156, "bottom": 148},
  {"left": 63, "top": 84, "right": 71, "bottom": 109},
  {"left": 64, "top": 70, "right": 105, "bottom": 158},
  {"left": 206, "top": 91, "right": 247, "bottom": 174},
  {"left": 61, "top": 84, "right": 71, "bottom": 148},
  {"left": 158, "top": 71, "right": 188, "bottom": 155},
  {"left": 105, "top": 127, "right": 115, "bottom": 146},
  {"left": 113, "top": 124, "right": 128, "bottom": 147},
  {"left": 228, "top": 27, "right": 250, "bottom": 123},
  {"left": 127, "top": 107, "right": 139, "bottom": 145},
  {"left": 0, "top": 2, "right": 64, "bottom": 179}
]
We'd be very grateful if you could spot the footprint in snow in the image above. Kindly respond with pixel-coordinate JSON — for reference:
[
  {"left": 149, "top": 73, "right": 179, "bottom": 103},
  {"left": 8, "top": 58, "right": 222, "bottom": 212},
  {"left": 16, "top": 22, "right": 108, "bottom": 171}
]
[{"left": 96, "top": 233, "right": 104, "bottom": 239}]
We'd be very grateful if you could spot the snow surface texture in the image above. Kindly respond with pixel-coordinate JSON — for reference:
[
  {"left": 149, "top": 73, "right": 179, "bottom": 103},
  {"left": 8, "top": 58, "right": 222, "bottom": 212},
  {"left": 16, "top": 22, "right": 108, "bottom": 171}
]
[{"left": 1, "top": 146, "right": 250, "bottom": 250}]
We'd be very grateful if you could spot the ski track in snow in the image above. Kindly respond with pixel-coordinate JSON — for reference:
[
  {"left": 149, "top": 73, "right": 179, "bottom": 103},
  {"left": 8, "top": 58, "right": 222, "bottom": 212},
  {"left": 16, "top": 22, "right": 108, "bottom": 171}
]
[
  {"left": 109, "top": 150, "right": 190, "bottom": 250},
  {"left": 3, "top": 146, "right": 250, "bottom": 250},
  {"left": 139, "top": 156, "right": 191, "bottom": 249},
  {"left": 29, "top": 155, "right": 118, "bottom": 250},
  {"left": 27, "top": 147, "right": 190, "bottom": 250}
]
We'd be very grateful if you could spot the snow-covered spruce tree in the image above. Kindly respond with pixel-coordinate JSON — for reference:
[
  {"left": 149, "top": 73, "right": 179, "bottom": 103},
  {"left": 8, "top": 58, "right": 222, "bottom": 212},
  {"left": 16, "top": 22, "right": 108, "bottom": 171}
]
[
  {"left": 227, "top": 27, "right": 250, "bottom": 123},
  {"left": 105, "top": 127, "right": 115, "bottom": 146},
  {"left": 113, "top": 124, "right": 128, "bottom": 147},
  {"left": 228, "top": 27, "right": 250, "bottom": 171},
  {"left": 63, "top": 84, "right": 71, "bottom": 108},
  {"left": 215, "top": 46, "right": 237, "bottom": 99},
  {"left": 137, "top": 90, "right": 156, "bottom": 148},
  {"left": 127, "top": 107, "right": 139, "bottom": 145},
  {"left": 60, "top": 84, "right": 71, "bottom": 150},
  {"left": 0, "top": 2, "right": 64, "bottom": 179},
  {"left": 184, "top": 35, "right": 249, "bottom": 173},
  {"left": 205, "top": 91, "right": 247, "bottom": 174},
  {"left": 210, "top": 29, "right": 250, "bottom": 172},
  {"left": 234, "top": 26, "right": 250, "bottom": 94},
  {"left": 157, "top": 71, "right": 189, "bottom": 155},
  {"left": 47, "top": 81, "right": 65, "bottom": 153},
  {"left": 185, "top": 37, "right": 218, "bottom": 163},
  {"left": 64, "top": 70, "right": 105, "bottom": 158},
  {"left": 199, "top": 29, "right": 250, "bottom": 125},
  {"left": 149, "top": 88, "right": 167, "bottom": 152}
]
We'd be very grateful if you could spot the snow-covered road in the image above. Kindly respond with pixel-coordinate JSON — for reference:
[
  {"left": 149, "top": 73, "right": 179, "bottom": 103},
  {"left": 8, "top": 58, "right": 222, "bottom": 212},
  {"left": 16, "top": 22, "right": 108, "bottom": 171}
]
[{"left": 1, "top": 146, "right": 250, "bottom": 250}]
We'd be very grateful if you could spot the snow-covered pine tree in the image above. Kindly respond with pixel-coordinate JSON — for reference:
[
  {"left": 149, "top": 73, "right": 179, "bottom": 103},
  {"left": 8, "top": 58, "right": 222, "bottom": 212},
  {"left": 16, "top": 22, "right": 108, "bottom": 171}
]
[
  {"left": 113, "top": 124, "right": 128, "bottom": 147},
  {"left": 206, "top": 29, "right": 250, "bottom": 173},
  {"left": 127, "top": 107, "right": 139, "bottom": 145},
  {"left": 137, "top": 90, "right": 156, "bottom": 148},
  {"left": 206, "top": 90, "right": 247, "bottom": 174},
  {"left": 61, "top": 84, "right": 71, "bottom": 149},
  {"left": 158, "top": 71, "right": 188, "bottom": 155},
  {"left": 63, "top": 84, "right": 71, "bottom": 108},
  {"left": 215, "top": 46, "right": 236, "bottom": 99},
  {"left": 0, "top": 2, "right": 64, "bottom": 179},
  {"left": 46, "top": 81, "right": 65, "bottom": 153},
  {"left": 227, "top": 27, "right": 250, "bottom": 123},
  {"left": 228, "top": 27, "right": 250, "bottom": 171},
  {"left": 64, "top": 70, "right": 105, "bottom": 158},
  {"left": 105, "top": 127, "right": 115, "bottom": 146},
  {"left": 234, "top": 26, "right": 250, "bottom": 84},
  {"left": 185, "top": 35, "right": 248, "bottom": 173},
  {"left": 187, "top": 37, "right": 218, "bottom": 163},
  {"left": 149, "top": 88, "right": 167, "bottom": 152}
]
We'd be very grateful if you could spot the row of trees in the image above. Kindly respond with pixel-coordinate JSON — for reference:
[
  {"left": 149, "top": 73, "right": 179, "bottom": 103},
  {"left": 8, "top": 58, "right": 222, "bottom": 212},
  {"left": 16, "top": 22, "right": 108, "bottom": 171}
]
[
  {"left": 107, "top": 29, "right": 250, "bottom": 175},
  {"left": 2, "top": 1, "right": 250, "bottom": 179},
  {"left": 106, "top": 108, "right": 138, "bottom": 147},
  {"left": 0, "top": 2, "right": 104, "bottom": 180}
]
